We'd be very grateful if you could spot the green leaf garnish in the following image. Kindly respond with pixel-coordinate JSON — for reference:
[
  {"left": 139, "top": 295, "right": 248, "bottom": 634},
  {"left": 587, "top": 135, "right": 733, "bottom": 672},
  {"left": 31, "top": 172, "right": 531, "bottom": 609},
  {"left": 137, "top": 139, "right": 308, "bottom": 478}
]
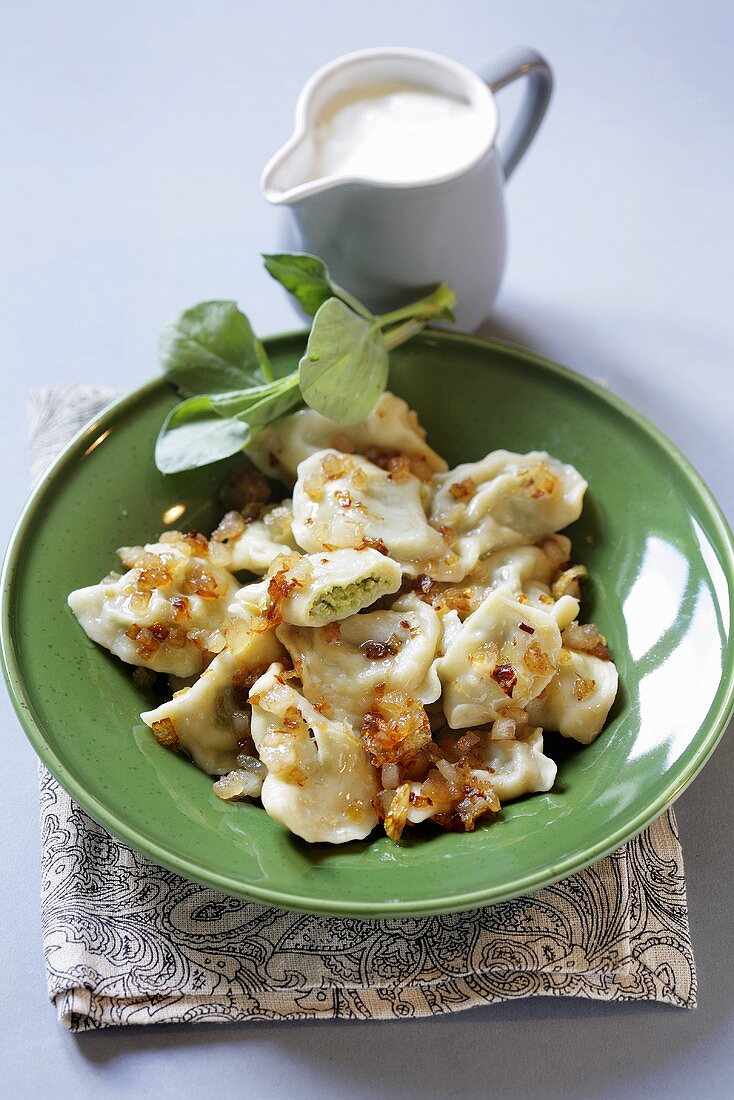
[
  {"left": 158, "top": 300, "right": 273, "bottom": 396},
  {"left": 299, "top": 299, "right": 389, "bottom": 423},
  {"left": 155, "top": 397, "right": 253, "bottom": 474},
  {"left": 154, "top": 254, "right": 457, "bottom": 474},
  {"left": 262, "top": 252, "right": 371, "bottom": 318}
]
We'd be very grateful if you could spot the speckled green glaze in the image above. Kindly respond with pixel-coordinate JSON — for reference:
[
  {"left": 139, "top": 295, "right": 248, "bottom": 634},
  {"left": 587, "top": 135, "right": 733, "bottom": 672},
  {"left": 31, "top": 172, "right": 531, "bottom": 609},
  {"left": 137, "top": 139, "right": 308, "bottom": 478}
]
[{"left": 3, "top": 331, "right": 734, "bottom": 917}]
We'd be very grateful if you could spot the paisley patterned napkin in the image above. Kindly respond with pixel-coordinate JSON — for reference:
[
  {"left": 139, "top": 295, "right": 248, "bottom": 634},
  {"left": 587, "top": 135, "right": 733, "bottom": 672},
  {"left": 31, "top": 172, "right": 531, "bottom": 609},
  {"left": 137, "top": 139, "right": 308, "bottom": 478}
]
[{"left": 30, "top": 386, "right": 697, "bottom": 1031}]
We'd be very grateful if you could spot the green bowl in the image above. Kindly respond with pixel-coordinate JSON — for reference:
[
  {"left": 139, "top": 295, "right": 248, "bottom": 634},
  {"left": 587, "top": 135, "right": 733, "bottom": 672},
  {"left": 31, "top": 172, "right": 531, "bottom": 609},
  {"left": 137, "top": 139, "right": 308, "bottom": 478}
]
[{"left": 3, "top": 331, "right": 734, "bottom": 917}]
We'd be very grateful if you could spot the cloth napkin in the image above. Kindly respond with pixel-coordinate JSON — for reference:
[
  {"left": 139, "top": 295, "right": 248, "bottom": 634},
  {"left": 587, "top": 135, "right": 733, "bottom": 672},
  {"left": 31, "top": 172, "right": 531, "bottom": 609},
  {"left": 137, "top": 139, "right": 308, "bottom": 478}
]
[{"left": 29, "top": 386, "right": 697, "bottom": 1031}]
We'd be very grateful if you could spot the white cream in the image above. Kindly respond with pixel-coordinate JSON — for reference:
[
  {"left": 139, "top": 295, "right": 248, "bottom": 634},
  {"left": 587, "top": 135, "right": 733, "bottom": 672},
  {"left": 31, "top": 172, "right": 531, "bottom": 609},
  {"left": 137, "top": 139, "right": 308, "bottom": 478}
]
[{"left": 308, "top": 81, "right": 482, "bottom": 184}]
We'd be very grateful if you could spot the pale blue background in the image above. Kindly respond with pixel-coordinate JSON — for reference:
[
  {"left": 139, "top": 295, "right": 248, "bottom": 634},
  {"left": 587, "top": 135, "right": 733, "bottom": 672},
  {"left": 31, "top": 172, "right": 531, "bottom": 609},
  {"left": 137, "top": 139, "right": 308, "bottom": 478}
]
[{"left": 1, "top": 2, "right": 733, "bottom": 1097}]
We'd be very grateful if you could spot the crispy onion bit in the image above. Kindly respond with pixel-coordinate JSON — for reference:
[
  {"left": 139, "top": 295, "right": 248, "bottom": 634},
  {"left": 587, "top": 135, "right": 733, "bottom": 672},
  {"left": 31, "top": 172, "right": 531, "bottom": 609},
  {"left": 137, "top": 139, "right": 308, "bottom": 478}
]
[
  {"left": 361, "top": 446, "right": 434, "bottom": 484},
  {"left": 118, "top": 545, "right": 159, "bottom": 569},
  {"left": 574, "top": 676, "right": 597, "bottom": 701},
  {"left": 213, "top": 767, "right": 263, "bottom": 802},
  {"left": 552, "top": 563, "right": 588, "bottom": 600},
  {"left": 490, "top": 717, "right": 517, "bottom": 740},
  {"left": 360, "top": 634, "right": 403, "bottom": 661},
  {"left": 436, "top": 522, "right": 458, "bottom": 546},
  {"left": 126, "top": 622, "right": 170, "bottom": 660},
  {"left": 442, "top": 785, "right": 500, "bottom": 831},
  {"left": 205, "top": 629, "right": 226, "bottom": 654},
  {"left": 491, "top": 662, "right": 517, "bottom": 697},
  {"left": 211, "top": 510, "right": 247, "bottom": 543},
  {"left": 384, "top": 454, "right": 412, "bottom": 482},
  {"left": 497, "top": 704, "right": 530, "bottom": 726},
  {"left": 434, "top": 586, "right": 475, "bottom": 618},
  {"left": 322, "top": 452, "right": 350, "bottom": 480},
  {"left": 183, "top": 531, "right": 210, "bottom": 556},
  {"left": 166, "top": 625, "right": 189, "bottom": 650},
  {"left": 415, "top": 740, "right": 500, "bottom": 832},
  {"left": 361, "top": 447, "right": 399, "bottom": 472},
  {"left": 151, "top": 717, "right": 178, "bottom": 750},
  {"left": 361, "top": 689, "right": 431, "bottom": 767},
  {"left": 357, "top": 535, "right": 390, "bottom": 555},
  {"left": 220, "top": 467, "right": 271, "bottom": 512},
  {"left": 411, "top": 573, "right": 434, "bottom": 597},
  {"left": 562, "top": 620, "right": 611, "bottom": 660},
  {"left": 523, "top": 641, "right": 555, "bottom": 675},
  {"left": 129, "top": 590, "right": 152, "bottom": 613},
  {"left": 135, "top": 564, "right": 172, "bottom": 591},
  {"left": 449, "top": 477, "right": 477, "bottom": 502},
  {"left": 408, "top": 455, "right": 436, "bottom": 483},
  {"left": 383, "top": 782, "right": 412, "bottom": 841},
  {"left": 520, "top": 462, "right": 559, "bottom": 499},
  {"left": 169, "top": 595, "right": 191, "bottom": 622},
  {"left": 183, "top": 563, "right": 221, "bottom": 599},
  {"left": 281, "top": 705, "right": 303, "bottom": 731},
  {"left": 187, "top": 626, "right": 216, "bottom": 652},
  {"left": 262, "top": 566, "right": 302, "bottom": 629},
  {"left": 303, "top": 470, "right": 325, "bottom": 501}
]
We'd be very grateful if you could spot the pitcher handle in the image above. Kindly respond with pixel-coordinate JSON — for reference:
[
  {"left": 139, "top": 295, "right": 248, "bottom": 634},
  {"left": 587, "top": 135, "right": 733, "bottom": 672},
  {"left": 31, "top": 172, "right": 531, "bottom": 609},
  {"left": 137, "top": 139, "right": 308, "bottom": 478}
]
[{"left": 482, "top": 48, "right": 553, "bottom": 181}]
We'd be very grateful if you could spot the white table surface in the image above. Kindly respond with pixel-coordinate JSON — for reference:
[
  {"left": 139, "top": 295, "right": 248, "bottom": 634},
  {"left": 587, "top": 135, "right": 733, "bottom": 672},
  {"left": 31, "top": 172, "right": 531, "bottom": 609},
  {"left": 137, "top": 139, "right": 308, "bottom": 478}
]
[{"left": 1, "top": 2, "right": 732, "bottom": 1097}]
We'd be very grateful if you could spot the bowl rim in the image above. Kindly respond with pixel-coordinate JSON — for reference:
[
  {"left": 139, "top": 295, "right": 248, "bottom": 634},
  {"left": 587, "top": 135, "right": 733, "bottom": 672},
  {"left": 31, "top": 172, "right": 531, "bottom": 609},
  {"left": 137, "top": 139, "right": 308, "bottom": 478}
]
[{"left": 3, "top": 329, "right": 734, "bottom": 917}]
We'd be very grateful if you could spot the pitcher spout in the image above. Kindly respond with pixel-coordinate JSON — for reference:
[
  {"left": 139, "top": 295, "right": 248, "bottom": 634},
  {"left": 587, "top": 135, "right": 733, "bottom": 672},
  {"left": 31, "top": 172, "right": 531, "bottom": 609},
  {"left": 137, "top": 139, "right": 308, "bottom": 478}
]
[{"left": 262, "top": 132, "right": 318, "bottom": 205}]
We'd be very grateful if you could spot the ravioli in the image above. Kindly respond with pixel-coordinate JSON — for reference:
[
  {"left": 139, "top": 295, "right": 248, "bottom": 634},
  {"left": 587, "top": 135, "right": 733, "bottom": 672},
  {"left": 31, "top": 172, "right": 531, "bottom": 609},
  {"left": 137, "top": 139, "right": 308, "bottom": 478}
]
[
  {"left": 68, "top": 538, "right": 239, "bottom": 676},
  {"left": 527, "top": 648, "right": 619, "bottom": 744},
  {"left": 140, "top": 627, "right": 285, "bottom": 774},
  {"left": 292, "top": 449, "right": 461, "bottom": 580},
  {"left": 277, "top": 592, "right": 442, "bottom": 725},
  {"left": 425, "top": 537, "right": 574, "bottom": 621},
  {"left": 406, "top": 727, "right": 556, "bottom": 823},
  {"left": 249, "top": 664, "right": 379, "bottom": 843},
  {"left": 438, "top": 587, "right": 562, "bottom": 729},
  {"left": 476, "top": 726, "right": 557, "bottom": 801},
  {"left": 430, "top": 451, "right": 587, "bottom": 573},
  {"left": 246, "top": 391, "right": 447, "bottom": 486},
  {"left": 268, "top": 547, "right": 402, "bottom": 627}
]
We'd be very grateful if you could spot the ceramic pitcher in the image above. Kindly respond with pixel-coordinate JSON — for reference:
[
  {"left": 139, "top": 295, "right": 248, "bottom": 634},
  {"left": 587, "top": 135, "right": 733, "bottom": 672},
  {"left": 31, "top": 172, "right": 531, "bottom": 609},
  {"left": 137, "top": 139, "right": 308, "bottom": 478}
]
[{"left": 261, "top": 46, "right": 552, "bottom": 330}]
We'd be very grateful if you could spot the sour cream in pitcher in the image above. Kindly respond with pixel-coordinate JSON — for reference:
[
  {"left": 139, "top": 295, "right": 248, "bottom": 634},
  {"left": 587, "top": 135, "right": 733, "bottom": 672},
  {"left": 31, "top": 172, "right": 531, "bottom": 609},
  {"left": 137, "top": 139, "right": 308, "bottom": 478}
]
[{"left": 306, "top": 82, "right": 484, "bottom": 184}]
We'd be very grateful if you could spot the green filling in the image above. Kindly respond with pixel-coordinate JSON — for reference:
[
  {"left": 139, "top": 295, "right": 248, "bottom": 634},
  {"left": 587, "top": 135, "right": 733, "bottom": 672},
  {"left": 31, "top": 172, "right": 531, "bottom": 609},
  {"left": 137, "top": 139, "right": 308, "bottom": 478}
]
[{"left": 311, "top": 575, "right": 386, "bottom": 620}]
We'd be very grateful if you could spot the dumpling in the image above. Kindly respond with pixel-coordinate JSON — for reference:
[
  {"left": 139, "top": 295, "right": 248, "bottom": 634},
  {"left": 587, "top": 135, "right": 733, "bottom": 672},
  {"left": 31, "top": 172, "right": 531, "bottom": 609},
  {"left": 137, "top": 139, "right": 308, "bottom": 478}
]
[
  {"left": 140, "top": 626, "right": 285, "bottom": 774},
  {"left": 68, "top": 537, "right": 240, "bottom": 676},
  {"left": 212, "top": 501, "right": 298, "bottom": 574},
  {"left": 474, "top": 726, "right": 557, "bottom": 801},
  {"left": 246, "top": 391, "right": 447, "bottom": 486},
  {"left": 292, "top": 449, "right": 461, "bottom": 580},
  {"left": 423, "top": 536, "right": 575, "bottom": 621},
  {"left": 438, "top": 587, "right": 562, "bottom": 729},
  {"left": 406, "top": 726, "right": 556, "bottom": 823},
  {"left": 430, "top": 451, "right": 587, "bottom": 573},
  {"left": 527, "top": 648, "right": 618, "bottom": 744},
  {"left": 266, "top": 547, "right": 402, "bottom": 627},
  {"left": 277, "top": 592, "right": 442, "bottom": 725},
  {"left": 249, "top": 663, "right": 379, "bottom": 843}
]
